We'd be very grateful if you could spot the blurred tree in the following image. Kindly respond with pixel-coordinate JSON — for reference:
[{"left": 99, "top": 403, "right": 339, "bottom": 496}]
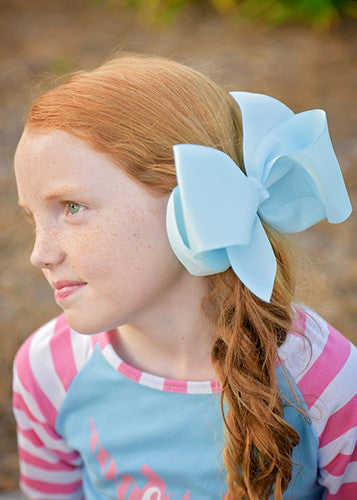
[{"left": 96, "top": 0, "right": 357, "bottom": 28}]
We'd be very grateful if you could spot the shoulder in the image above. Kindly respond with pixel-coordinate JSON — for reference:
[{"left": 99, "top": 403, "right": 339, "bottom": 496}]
[
  {"left": 13, "top": 316, "right": 88, "bottom": 497},
  {"left": 280, "top": 306, "right": 356, "bottom": 386},
  {"left": 13, "top": 314, "right": 95, "bottom": 425},
  {"left": 279, "top": 305, "right": 357, "bottom": 433}
]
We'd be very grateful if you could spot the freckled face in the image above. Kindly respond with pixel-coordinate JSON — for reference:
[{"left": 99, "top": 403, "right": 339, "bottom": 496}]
[{"left": 14, "top": 129, "right": 183, "bottom": 334}]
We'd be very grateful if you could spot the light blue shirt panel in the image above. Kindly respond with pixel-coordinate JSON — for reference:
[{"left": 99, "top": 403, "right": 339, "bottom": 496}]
[
  {"left": 56, "top": 346, "right": 325, "bottom": 499},
  {"left": 57, "top": 347, "right": 227, "bottom": 499}
]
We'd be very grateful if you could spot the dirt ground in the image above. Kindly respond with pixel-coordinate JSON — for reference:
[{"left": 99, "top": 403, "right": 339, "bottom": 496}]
[{"left": 0, "top": 0, "right": 356, "bottom": 491}]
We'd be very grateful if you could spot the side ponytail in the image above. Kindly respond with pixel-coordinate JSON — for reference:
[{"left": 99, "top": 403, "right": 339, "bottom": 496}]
[{"left": 203, "top": 229, "right": 302, "bottom": 499}]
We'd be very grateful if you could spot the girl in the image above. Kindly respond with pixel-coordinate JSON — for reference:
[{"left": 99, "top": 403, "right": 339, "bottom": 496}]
[{"left": 12, "top": 54, "right": 356, "bottom": 500}]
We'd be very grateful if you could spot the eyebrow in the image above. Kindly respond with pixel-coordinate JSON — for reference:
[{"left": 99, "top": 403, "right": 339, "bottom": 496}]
[{"left": 18, "top": 186, "right": 89, "bottom": 209}]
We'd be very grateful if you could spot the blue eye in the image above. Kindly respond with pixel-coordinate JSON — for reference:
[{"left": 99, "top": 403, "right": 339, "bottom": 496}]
[{"left": 67, "top": 202, "right": 82, "bottom": 215}]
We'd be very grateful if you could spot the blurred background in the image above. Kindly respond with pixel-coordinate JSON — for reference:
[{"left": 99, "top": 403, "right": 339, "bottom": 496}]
[{"left": 0, "top": 0, "right": 356, "bottom": 492}]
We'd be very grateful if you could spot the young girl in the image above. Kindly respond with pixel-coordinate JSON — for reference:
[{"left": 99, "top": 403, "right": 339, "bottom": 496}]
[{"left": 12, "top": 54, "right": 356, "bottom": 500}]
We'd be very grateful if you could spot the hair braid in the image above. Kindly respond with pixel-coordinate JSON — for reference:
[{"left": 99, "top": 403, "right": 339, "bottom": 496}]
[{"left": 203, "top": 230, "right": 302, "bottom": 499}]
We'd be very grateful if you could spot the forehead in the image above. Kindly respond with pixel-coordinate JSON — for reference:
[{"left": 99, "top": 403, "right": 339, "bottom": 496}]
[
  {"left": 14, "top": 129, "right": 151, "bottom": 207},
  {"left": 15, "top": 129, "right": 115, "bottom": 184}
]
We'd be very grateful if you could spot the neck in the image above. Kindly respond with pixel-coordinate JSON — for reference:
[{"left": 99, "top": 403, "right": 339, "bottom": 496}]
[{"left": 113, "top": 274, "right": 217, "bottom": 381}]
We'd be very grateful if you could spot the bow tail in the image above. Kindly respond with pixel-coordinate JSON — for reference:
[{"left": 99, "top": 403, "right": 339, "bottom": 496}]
[{"left": 226, "top": 216, "right": 277, "bottom": 302}]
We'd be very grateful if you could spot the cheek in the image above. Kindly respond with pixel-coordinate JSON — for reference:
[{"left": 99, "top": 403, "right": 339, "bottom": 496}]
[
  {"left": 66, "top": 219, "right": 144, "bottom": 279},
  {"left": 66, "top": 205, "right": 177, "bottom": 283}
]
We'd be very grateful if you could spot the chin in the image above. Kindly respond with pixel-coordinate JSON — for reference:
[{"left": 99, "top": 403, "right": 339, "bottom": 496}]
[{"left": 63, "top": 310, "right": 111, "bottom": 335}]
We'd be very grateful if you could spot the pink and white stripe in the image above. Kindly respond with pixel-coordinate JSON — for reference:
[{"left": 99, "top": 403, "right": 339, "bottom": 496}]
[
  {"left": 279, "top": 306, "right": 357, "bottom": 499},
  {"left": 13, "top": 316, "right": 86, "bottom": 499},
  {"left": 101, "top": 342, "right": 221, "bottom": 395}
]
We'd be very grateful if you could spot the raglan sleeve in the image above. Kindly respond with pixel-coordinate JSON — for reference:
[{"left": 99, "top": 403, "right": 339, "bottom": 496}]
[
  {"left": 12, "top": 319, "right": 84, "bottom": 499},
  {"left": 316, "top": 331, "right": 357, "bottom": 499},
  {"left": 292, "top": 308, "right": 357, "bottom": 499}
]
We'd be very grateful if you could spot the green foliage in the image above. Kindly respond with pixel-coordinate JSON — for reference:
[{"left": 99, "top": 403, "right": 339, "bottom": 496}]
[
  {"left": 50, "top": 56, "right": 74, "bottom": 75},
  {"left": 235, "top": 0, "right": 354, "bottom": 28},
  {"left": 109, "top": 0, "right": 357, "bottom": 28},
  {"left": 118, "top": 0, "right": 192, "bottom": 26}
]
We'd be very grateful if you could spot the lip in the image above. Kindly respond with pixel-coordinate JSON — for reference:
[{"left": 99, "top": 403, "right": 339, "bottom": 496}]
[{"left": 53, "top": 281, "right": 87, "bottom": 302}]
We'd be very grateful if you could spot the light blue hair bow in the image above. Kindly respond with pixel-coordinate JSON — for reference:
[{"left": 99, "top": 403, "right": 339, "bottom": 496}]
[{"left": 166, "top": 92, "right": 352, "bottom": 302}]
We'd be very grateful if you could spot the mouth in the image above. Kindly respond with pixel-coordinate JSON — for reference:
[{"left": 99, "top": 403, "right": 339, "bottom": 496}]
[{"left": 53, "top": 280, "right": 87, "bottom": 302}]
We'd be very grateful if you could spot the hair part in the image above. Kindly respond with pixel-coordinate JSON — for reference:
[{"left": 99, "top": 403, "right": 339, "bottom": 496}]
[{"left": 25, "top": 53, "right": 307, "bottom": 499}]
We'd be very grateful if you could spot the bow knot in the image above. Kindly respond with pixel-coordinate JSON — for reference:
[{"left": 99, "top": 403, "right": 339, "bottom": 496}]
[{"left": 246, "top": 176, "right": 270, "bottom": 207}]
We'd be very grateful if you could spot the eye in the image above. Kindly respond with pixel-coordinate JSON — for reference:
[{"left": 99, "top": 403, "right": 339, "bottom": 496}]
[{"left": 67, "top": 202, "right": 84, "bottom": 215}]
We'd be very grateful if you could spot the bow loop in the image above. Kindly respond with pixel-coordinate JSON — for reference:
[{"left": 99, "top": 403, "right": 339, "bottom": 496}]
[
  {"left": 248, "top": 109, "right": 351, "bottom": 233},
  {"left": 231, "top": 94, "right": 352, "bottom": 234},
  {"left": 172, "top": 144, "right": 264, "bottom": 254}
]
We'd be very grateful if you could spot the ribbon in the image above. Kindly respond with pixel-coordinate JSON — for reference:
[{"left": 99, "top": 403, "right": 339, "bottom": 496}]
[{"left": 166, "top": 92, "right": 352, "bottom": 302}]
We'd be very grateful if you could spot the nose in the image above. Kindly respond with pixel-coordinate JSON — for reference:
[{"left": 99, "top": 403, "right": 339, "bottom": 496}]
[{"left": 30, "top": 225, "right": 65, "bottom": 269}]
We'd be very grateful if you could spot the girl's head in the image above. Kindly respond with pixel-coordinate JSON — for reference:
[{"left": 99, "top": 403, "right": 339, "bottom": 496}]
[
  {"left": 14, "top": 54, "right": 302, "bottom": 499},
  {"left": 14, "top": 54, "right": 247, "bottom": 336}
]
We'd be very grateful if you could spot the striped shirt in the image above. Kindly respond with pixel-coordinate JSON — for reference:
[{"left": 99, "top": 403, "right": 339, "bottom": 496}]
[{"left": 12, "top": 306, "right": 357, "bottom": 499}]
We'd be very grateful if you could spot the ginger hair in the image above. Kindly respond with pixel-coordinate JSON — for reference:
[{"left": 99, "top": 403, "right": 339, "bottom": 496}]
[{"left": 24, "top": 53, "right": 302, "bottom": 498}]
